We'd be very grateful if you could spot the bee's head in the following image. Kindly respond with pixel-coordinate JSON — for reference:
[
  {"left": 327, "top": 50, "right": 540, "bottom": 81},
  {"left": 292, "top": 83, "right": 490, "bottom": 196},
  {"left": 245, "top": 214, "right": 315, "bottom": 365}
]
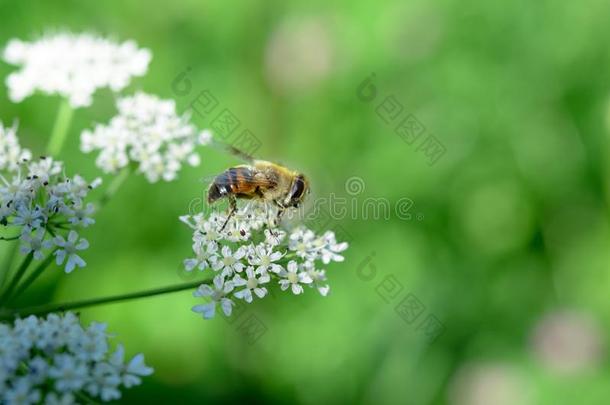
[{"left": 287, "top": 174, "right": 309, "bottom": 208}]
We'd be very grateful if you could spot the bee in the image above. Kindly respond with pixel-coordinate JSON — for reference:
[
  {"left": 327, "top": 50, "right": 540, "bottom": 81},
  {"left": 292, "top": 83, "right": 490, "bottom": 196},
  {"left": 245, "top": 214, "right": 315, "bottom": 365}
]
[{"left": 207, "top": 146, "right": 310, "bottom": 230}]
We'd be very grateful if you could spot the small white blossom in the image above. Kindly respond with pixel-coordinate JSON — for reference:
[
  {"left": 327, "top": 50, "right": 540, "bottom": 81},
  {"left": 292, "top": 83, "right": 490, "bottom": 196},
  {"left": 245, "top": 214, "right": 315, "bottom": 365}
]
[
  {"left": 233, "top": 267, "right": 270, "bottom": 302},
  {"left": 63, "top": 202, "right": 95, "bottom": 227},
  {"left": 318, "top": 230, "right": 349, "bottom": 264},
  {"left": 303, "top": 262, "right": 330, "bottom": 296},
  {"left": 81, "top": 92, "right": 209, "bottom": 182},
  {"left": 48, "top": 353, "right": 88, "bottom": 392},
  {"left": 279, "top": 260, "right": 312, "bottom": 295},
  {"left": 19, "top": 230, "right": 51, "bottom": 260},
  {"left": 53, "top": 231, "right": 89, "bottom": 273},
  {"left": 288, "top": 226, "right": 348, "bottom": 264},
  {"left": 4, "top": 32, "right": 151, "bottom": 108},
  {"left": 184, "top": 241, "right": 218, "bottom": 272},
  {"left": 248, "top": 243, "right": 284, "bottom": 274},
  {"left": 288, "top": 227, "right": 318, "bottom": 259},
  {"left": 213, "top": 245, "right": 247, "bottom": 277},
  {"left": 123, "top": 352, "right": 154, "bottom": 387},
  {"left": 192, "top": 275, "right": 235, "bottom": 319},
  {"left": 12, "top": 205, "right": 43, "bottom": 229},
  {"left": 264, "top": 228, "right": 286, "bottom": 247}
]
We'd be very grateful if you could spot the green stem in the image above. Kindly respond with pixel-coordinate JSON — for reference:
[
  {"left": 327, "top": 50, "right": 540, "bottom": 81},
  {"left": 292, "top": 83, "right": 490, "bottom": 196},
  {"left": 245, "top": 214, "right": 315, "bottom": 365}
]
[
  {"left": 98, "top": 165, "right": 133, "bottom": 207},
  {"left": 46, "top": 99, "right": 74, "bottom": 157},
  {"left": 0, "top": 235, "right": 20, "bottom": 241},
  {"left": 0, "top": 242, "right": 19, "bottom": 290},
  {"left": 0, "top": 278, "right": 212, "bottom": 320},
  {"left": 0, "top": 252, "right": 34, "bottom": 304},
  {"left": 8, "top": 253, "right": 56, "bottom": 303}
]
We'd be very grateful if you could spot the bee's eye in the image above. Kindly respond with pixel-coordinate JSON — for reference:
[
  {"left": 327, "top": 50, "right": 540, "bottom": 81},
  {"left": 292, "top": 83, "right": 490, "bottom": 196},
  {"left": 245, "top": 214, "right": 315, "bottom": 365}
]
[{"left": 290, "top": 176, "right": 305, "bottom": 201}]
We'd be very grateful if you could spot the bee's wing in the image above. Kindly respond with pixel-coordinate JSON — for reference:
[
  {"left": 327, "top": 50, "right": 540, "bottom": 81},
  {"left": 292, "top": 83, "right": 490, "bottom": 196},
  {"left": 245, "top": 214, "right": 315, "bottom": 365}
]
[
  {"left": 208, "top": 138, "right": 256, "bottom": 164},
  {"left": 225, "top": 144, "right": 256, "bottom": 164}
]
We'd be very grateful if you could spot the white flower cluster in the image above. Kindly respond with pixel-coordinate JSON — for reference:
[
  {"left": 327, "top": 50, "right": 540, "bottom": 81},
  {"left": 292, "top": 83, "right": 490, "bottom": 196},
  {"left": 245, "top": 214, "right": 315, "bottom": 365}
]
[
  {"left": 0, "top": 122, "right": 31, "bottom": 172},
  {"left": 81, "top": 92, "right": 212, "bottom": 183},
  {"left": 180, "top": 203, "right": 348, "bottom": 319},
  {"left": 3, "top": 32, "right": 151, "bottom": 108},
  {"left": 0, "top": 124, "right": 100, "bottom": 272},
  {"left": 0, "top": 312, "right": 153, "bottom": 404}
]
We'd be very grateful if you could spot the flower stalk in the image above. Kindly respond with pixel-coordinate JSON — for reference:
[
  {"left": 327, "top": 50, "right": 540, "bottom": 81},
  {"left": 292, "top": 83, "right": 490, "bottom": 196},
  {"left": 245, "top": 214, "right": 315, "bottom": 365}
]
[
  {"left": 0, "top": 278, "right": 212, "bottom": 320},
  {"left": 0, "top": 252, "right": 34, "bottom": 304},
  {"left": 0, "top": 242, "right": 19, "bottom": 289},
  {"left": 8, "top": 252, "right": 56, "bottom": 303},
  {"left": 98, "top": 164, "right": 134, "bottom": 207},
  {"left": 47, "top": 98, "right": 74, "bottom": 156}
]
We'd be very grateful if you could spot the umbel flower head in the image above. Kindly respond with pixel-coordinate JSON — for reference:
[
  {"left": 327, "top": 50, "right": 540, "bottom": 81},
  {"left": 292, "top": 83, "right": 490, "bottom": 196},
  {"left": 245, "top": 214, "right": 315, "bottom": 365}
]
[
  {"left": 0, "top": 123, "right": 100, "bottom": 272},
  {"left": 180, "top": 202, "right": 349, "bottom": 319},
  {"left": 3, "top": 32, "right": 151, "bottom": 108},
  {"left": 81, "top": 92, "right": 212, "bottom": 183},
  {"left": 0, "top": 312, "right": 153, "bottom": 403}
]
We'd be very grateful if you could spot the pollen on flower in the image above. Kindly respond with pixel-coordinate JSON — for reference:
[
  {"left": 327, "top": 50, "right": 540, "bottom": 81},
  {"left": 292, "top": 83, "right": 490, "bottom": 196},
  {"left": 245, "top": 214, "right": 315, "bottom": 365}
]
[
  {"left": 80, "top": 92, "right": 209, "bottom": 183},
  {"left": 181, "top": 201, "right": 349, "bottom": 320},
  {"left": 0, "top": 312, "right": 153, "bottom": 403},
  {"left": 3, "top": 32, "right": 151, "bottom": 108}
]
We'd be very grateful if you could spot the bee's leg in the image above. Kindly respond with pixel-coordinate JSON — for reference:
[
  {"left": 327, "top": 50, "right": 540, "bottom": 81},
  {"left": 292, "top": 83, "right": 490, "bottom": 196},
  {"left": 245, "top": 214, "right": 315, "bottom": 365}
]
[
  {"left": 220, "top": 196, "right": 237, "bottom": 231},
  {"left": 272, "top": 200, "right": 286, "bottom": 227},
  {"left": 264, "top": 201, "right": 272, "bottom": 227}
]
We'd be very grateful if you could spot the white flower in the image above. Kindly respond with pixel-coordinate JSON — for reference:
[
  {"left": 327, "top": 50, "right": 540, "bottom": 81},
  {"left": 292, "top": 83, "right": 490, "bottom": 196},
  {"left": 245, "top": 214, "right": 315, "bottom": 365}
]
[
  {"left": 19, "top": 230, "right": 51, "bottom": 260},
  {"left": 0, "top": 313, "right": 153, "bottom": 403},
  {"left": 12, "top": 204, "right": 43, "bottom": 231},
  {"left": 278, "top": 260, "right": 312, "bottom": 295},
  {"left": 0, "top": 121, "right": 31, "bottom": 172},
  {"left": 48, "top": 354, "right": 88, "bottom": 392},
  {"left": 233, "top": 267, "right": 270, "bottom": 303},
  {"left": 213, "top": 245, "right": 247, "bottom": 277},
  {"left": 192, "top": 275, "right": 234, "bottom": 319},
  {"left": 123, "top": 351, "right": 154, "bottom": 387},
  {"left": 68, "top": 322, "right": 108, "bottom": 362},
  {"left": 4, "top": 32, "right": 151, "bottom": 108},
  {"left": 27, "top": 157, "right": 62, "bottom": 186},
  {"left": 53, "top": 231, "right": 89, "bottom": 273},
  {"left": 248, "top": 243, "right": 284, "bottom": 274},
  {"left": 63, "top": 202, "right": 95, "bottom": 227},
  {"left": 288, "top": 227, "right": 348, "bottom": 264},
  {"left": 318, "top": 231, "right": 349, "bottom": 264},
  {"left": 304, "top": 262, "right": 330, "bottom": 296},
  {"left": 288, "top": 227, "right": 318, "bottom": 259},
  {"left": 86, "top": 362, "right": 121, "bottom": 401},
  {"left": 264, "top": 228, "right": 286, "bottom": 247},
  {"left": 81, "top": 92, "right": 208, "bottom": 182},
  {"left": 184, "top": 241, "right": 218, "bottom": 272}
]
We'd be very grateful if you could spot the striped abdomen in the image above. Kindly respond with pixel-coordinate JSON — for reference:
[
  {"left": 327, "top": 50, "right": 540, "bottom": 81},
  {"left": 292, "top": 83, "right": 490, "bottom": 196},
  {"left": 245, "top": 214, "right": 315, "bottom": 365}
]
[{"left": 207, "top": 166, "right": 265, "bottom": 204}]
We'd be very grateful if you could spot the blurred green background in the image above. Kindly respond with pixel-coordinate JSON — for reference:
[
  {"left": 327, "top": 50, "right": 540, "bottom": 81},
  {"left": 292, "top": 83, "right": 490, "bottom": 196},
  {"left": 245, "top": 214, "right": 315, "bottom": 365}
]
[{"left": 1, "top": 0, "right": 610, "bottom": 403}]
